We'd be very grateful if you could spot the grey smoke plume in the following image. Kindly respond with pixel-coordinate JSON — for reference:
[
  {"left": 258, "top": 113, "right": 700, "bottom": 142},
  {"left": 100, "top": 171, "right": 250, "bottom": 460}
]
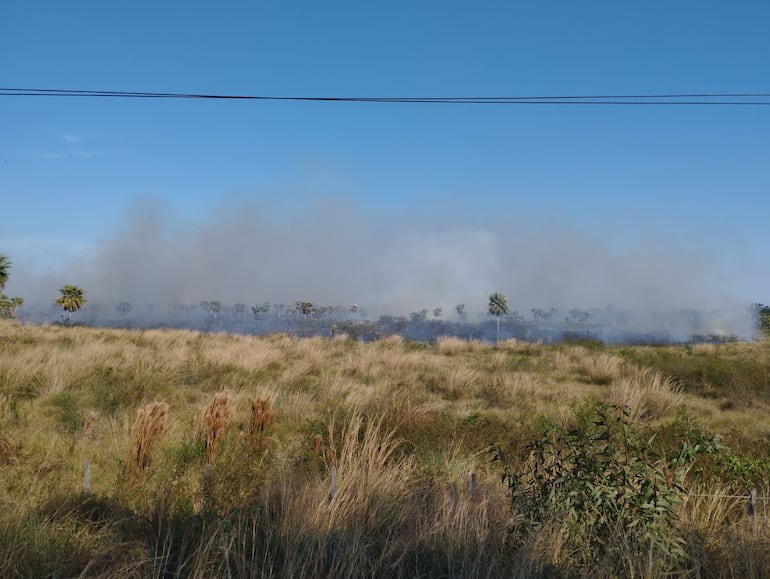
[{"left": 9, "top": 197, "right": 756, "bottom": 338}]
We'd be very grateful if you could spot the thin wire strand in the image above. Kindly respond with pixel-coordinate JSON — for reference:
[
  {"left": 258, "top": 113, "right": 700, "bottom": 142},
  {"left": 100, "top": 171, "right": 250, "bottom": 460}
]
[{"left": 2, "top": 87, "right": 770, "bottom": 105}]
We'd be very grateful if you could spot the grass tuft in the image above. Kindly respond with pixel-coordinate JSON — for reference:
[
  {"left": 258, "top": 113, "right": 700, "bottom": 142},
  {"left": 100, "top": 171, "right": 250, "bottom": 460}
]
[
  {"left": 131, "top": 401, "right": 168, "bottom": 472},
  {"left": 202, "top": 392, "right": 233, "bottom": 462}
]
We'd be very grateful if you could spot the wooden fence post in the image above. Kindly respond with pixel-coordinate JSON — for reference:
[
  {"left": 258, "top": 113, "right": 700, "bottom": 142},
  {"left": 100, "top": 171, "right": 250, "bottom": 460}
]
[{"left": 748, "top": 488, "right": 757, "bottom": 518}]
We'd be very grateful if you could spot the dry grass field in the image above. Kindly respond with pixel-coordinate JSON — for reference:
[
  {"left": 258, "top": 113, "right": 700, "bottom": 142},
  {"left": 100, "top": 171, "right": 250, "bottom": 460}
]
[{"left": 0, "top": 320, "right": 769, "bottom": 577}]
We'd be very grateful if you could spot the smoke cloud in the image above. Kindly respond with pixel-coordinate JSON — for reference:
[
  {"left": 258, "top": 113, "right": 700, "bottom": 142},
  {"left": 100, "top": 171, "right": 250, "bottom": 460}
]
[{"left": 8, "top": 196, "right": 757, "bottom": 339}]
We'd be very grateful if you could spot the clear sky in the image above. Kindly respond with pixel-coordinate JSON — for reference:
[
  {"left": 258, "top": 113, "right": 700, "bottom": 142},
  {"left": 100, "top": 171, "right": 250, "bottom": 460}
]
[{"left": 1, "top": 1, "right": 768, "bottom": 314}]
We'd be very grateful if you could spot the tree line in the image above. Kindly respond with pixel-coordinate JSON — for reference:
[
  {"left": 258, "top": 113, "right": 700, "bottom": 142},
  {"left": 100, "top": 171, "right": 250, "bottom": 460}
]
[
  {"left": 0, "top": 254, "right": 86, "bottom": 322},
  {"left": 2, "top": 251, "right": 769, "bottom": 338}
]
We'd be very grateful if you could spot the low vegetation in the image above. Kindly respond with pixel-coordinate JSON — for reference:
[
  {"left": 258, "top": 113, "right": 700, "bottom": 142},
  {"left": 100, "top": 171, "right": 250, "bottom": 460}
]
[{"left": 0, "top": 320, "right": 769, "bottom": 577}]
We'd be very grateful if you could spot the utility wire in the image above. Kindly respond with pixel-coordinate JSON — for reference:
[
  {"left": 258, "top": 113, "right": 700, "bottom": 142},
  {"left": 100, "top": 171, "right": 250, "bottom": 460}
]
[{"left": 2, "top": 87, "right": 770, "bottom": 105}]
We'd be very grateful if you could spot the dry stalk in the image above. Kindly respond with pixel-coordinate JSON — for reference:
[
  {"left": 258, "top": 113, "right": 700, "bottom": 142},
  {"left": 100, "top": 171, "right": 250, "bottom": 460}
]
[
  {"left": 203, "top": 392, "right": 233, "bottom": 461},
  {"left": 131, "top": 401, "right": 169, "bottom": 472},
  {"left": 248, "top": 398, "right": 275, "bottom": 441}
]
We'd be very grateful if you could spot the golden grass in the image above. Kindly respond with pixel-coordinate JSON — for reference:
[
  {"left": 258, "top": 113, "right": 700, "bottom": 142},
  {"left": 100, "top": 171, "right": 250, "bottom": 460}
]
[
  {"left": 1, "top": 319, "right": 770, "bottom": 575},
  {"left": 576, "top": 351, "right": 625, "bottom": 384},
  {"left": 692, "top": 342, "right": 719, "bottom": 355},
  {"left": 437, "top": 336, "right": 488, "bottom": 355},
  {"left": 607, "top": 366, "right": 684, "bottom": 421}
]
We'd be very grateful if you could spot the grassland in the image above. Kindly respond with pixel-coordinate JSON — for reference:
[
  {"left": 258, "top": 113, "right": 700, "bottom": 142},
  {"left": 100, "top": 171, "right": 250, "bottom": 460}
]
[{"left": 0, "top": 320, "right": 769, "bottom": 577}]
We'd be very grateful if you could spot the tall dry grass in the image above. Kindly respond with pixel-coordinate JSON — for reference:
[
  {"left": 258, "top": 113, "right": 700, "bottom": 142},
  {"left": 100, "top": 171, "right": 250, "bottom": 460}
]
[
  {"left": 577, "top": 351, "right": 624, "bottom": 385},
  {"left": 248, "top": 398, "right": 274, "bottom": 441},
  {"left": 437, "top": 336, "right": 488, "bottom": 355},
  {"left": 1, "top": 319, "right": 770, "bottom": 576},
  {"left": 131, "top": 401, "right": 168, "bottom": 471},
  {"left": 607, "top": 366, "right": 684, "bottom": 421},
  {"left": 202, "top": 392, "right": 234, "bottom": 462}
]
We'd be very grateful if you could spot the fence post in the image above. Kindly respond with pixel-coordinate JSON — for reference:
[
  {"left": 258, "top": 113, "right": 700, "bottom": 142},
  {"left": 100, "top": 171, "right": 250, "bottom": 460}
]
[
  {"left": 748, "top": 488, "right": 757, "bottom": 518},
  {"left": 471, "top": 472, "right": 478, "bottom": 502},
  {"left": 84, "top": 459, "right": 91, "bottom": 492},
  {"left": 329, "top": 466, "right": 337, "bottom": 501}
]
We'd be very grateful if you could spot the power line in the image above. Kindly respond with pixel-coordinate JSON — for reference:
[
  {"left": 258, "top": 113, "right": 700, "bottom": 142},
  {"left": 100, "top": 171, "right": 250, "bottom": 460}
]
[{"left": 2, "top": 87, "right": 770, "bottom": 105}]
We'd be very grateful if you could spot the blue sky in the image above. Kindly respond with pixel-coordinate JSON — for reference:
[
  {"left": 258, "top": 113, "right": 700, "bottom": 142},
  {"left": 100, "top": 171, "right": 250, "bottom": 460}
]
[{"left": 1, "top": 1, "right": 768, "bottom": 311}]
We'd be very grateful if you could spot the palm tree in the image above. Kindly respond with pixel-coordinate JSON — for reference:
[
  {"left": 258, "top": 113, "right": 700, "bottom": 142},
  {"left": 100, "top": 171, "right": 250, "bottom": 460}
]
[
  {"left": 296, "top": 301, "right": 314, "bottom": 317},
  {"left": 56, "top": 285, "right": 87, "bottom": 321},
  {"left": 488, "top": 292, "right": 509, "bottom": 344},
  {"left": 10, "top": 296, "right": 23, "bottom": 316},
  {"left": 0, "top": 295, "right": 11, "bottom": 318},
  {"left": 295, "top": 301, "right": 314, "bottom": 336},
  {"left": 0, "top": 254, "right": 11, "bottom": 291}
]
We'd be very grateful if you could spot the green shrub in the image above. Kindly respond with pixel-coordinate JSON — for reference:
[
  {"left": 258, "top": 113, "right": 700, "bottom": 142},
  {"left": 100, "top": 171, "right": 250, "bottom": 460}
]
[
  {"left": 492, "top": 405, "right": 723, "bottom": 574},
  {"left": 48, "top": 392, "right": 84, "bottom": 435}
]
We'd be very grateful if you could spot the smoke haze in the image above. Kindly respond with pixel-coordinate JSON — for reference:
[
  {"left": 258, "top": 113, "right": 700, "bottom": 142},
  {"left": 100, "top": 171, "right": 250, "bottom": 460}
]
[{"left": 8, "top": 197, "right": 756, "bottom": 339}]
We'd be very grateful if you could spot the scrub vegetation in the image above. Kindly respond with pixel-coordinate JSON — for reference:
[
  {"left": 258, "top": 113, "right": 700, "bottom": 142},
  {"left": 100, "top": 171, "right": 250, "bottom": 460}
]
[{"left": 0, "top": 320, "right": 769, "bottom": 577}]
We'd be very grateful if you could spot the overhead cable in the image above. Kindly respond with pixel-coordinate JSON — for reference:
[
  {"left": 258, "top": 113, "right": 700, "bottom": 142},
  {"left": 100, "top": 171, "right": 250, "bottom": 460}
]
[{"left": 2, "top": 87, "right": 770, "bottom": 105}]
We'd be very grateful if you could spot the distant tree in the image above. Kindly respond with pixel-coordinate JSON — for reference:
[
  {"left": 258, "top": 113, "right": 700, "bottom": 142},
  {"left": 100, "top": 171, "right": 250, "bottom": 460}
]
[
  {"left": 455, "top": 303, "right": 466, "bottom": 321},
  {"left": 0, "top": 255, "right": 23, "bottom": 319},
  {"left": 296, "top": 300, "right": 314, "bottom": 317},
  {"left": 233, "top": 303, "right": 247, "bottom": 320},
  {"left": 0, "top": 293, "right": 12, "bottom": 318},
  {"left": 488, "top": 292, "right": 509, "bottom": 344},
  {"left": 0, "top": 295, "right": 11, "bottom": 318},
  {"left": 314, "top": 305, "right": 333, "bottom": 320},
  {"left": 432, "top": 308, "right": 442, "bottom": 321},
  {"left": 0, "top": 254, "right": 10, "bottom": 291},
  {"left": 252, "top": 303, "right": 270, "bottom": 320},
  {"left": 294, "top": 301, "right": 313, "bottom": 335},
  {"left": 752, "top": 303, "right": 770, "bottom": 333},
  {"left": 56, "top": 285, "right": 86, "bottom": 321},
  {"left": 200, "top": 300, "right": 222, "bottom": 320},
  {"left": 350, "top": 303, "right": 359, "bottom": 315},
  {"left": 548, "top": 308, "right": 559, "bottom": 321},
  {"left": 410, "top": 309, "right": 428, "bottom": 323},
  {"left": 116, "top": 302, "right": 132, "bottom": 317},
  {"left": 567, "top": 308, "right": 591, "bottom": 325},
  {"left": 531, "top": 308, "right": 548, "bottom": 321}
]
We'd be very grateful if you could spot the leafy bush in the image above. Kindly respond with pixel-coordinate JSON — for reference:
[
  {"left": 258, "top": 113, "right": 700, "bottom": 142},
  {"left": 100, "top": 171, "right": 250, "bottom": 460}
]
[{"left": 492, "top": 405, "right": 723, "bottom": 574}]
